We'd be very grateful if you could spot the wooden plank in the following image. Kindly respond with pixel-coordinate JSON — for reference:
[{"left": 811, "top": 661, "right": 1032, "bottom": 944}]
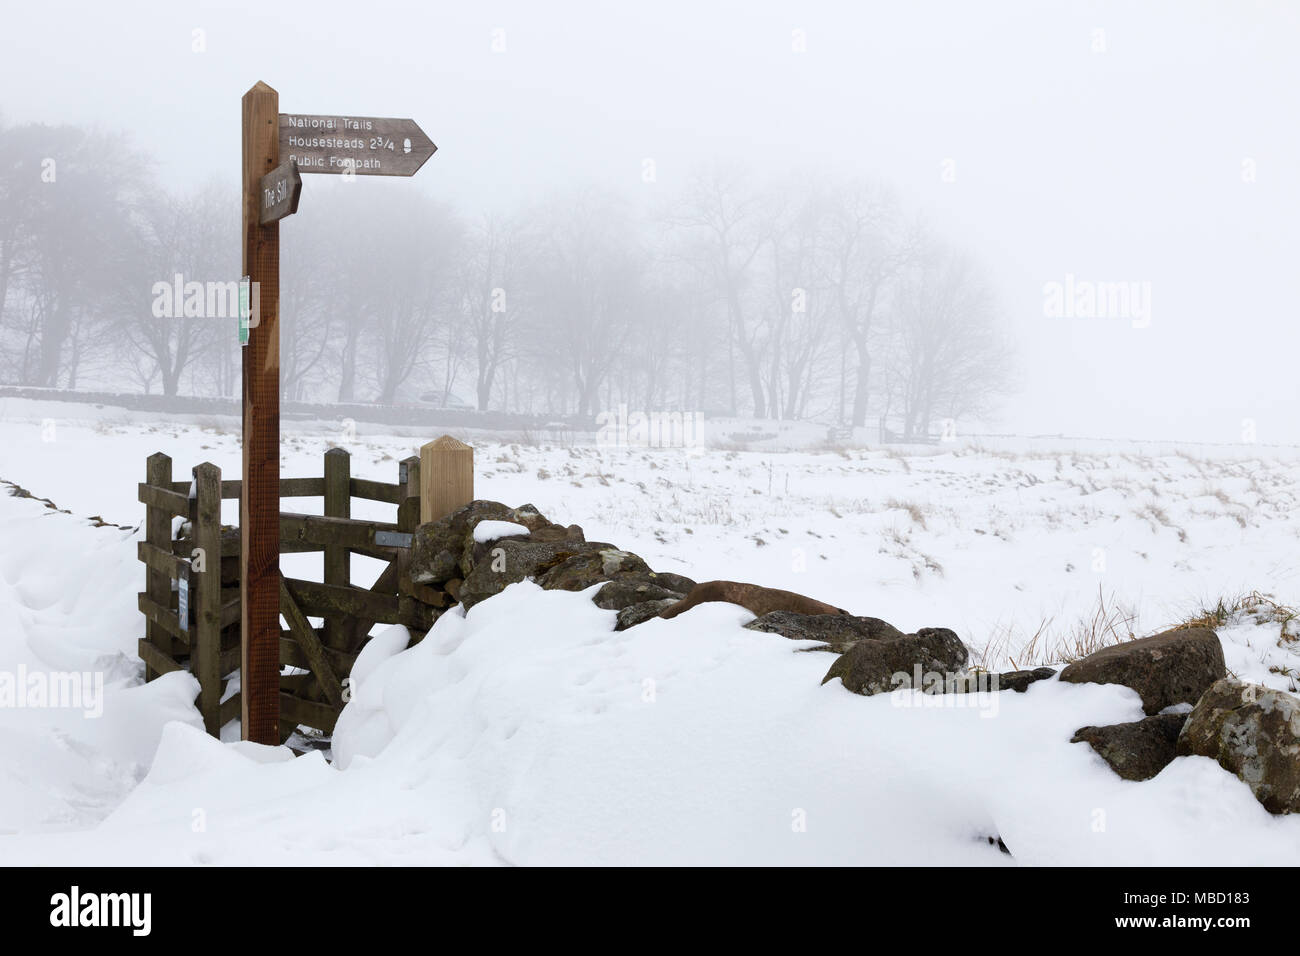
[
  {"left": 282, "top": 576, "right": 401, "bottom": 625},
  {"left": 350, "top": 544, "right": 406, "bottom": 563},
  {"left": 398, "top": 595, "right": 438, "bottom": 633},
  {"left": 347, "top": 559, "right": 402, "bottom": 646},
  {"left": 279, "top": 477, "right": 325, "bottom": 497},
  {"left": 219, "top": 692, "right": 242, "bottom": 728},
  {"left": 168, "top": 477, "right": 323, "bottom": 498},
  {"left": 323, "top": 448, "right": 351, "bottom": 652},
  {"left": 138, "top": 593, "right": 188, "bottom": 644},
  {"left": 138, "top": 481, "right": 189, "bottom": 518},
  {"left": 280, "top": 673, "right": 316, "bottom": 694},
  {"left": 218, "top": 529, "right": 322, "bottom": 557},
  {"left": 278, "top": 692, "right": 339, "bottom": 734},
  {"left": 209, "top": 515, "right": 408, "bottom": 557},
  {"left": 219, "top": 644, "right": 241, "bottom": 676},
  {"left": 349, "top": 477, "right": 402, "bottom": 504},
  {"left": 280, "top": 512, "right": 405, "bottom": 551},
  {"left": 279, "top": 635, "right": 357, "bottom": 675},
  {"left": 137, "top": 540, "right": 190, "bottom": 580},
  {"left": 279, "top": 575, "right": 344, "bottom": 707},
  {"left": 137, "top": 637, "right": 182, "bottom": 678},
  {"left": 241, "top": 79, "right": 283, "bottom": 746},
  {"left": 420, "top": 435, "right": 473, "bottom": 524},
  {"left": 219, "top": 596, "right": 241, "bottom": 630},
  {"left": 193, "top": 463, "right": 223, "bottom": 736}
]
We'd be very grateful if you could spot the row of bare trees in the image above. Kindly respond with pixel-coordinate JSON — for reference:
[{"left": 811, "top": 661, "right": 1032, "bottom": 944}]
[{"left": 0, "top": 121, "right": 1013, "bottom": 437}]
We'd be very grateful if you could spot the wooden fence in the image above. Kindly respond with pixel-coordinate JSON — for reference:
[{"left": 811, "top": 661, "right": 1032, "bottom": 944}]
[{"left": 137, "top": 439, "right": 472, "bottom": 743}]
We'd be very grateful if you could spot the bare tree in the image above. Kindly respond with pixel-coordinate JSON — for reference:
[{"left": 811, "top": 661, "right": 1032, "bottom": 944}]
[
  {"left": 1, "top": 125, "right": 147, "bottom": 387},
  {"left": 459, "top": 213, "right": 529, "bottom": 411},
  {"left": 120, "top": 181, "right": 235, "bottom": 396},
  {"left": 670, "top": 164, "right": 774, "bottom": 417},
  {"left": 526, "top": 190, "right": 644, "bottom": 417},
  {"left": 886, "top": 240, "right": 1013, "bottom": 440},
  {"left": 816, "top": 181, "right": 913, "bottom": 428},
  {"left": 362, "top": 191, "right": 462, "bottom": 404},
  {"left": 761, "top": 187, "right": 838, "bottom": 420}
]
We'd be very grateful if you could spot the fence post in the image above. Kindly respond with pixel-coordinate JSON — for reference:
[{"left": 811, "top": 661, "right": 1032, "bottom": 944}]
[
  {"left": 323, "top": 447, "right": 351, "bottom": 651},
  {"left": 420, "top": 435, "right": 473, "bottom": 524},
  {"left": 396, "top": 453, "right": 421, "bottom": 595},
  {"left": 397, "top": 453, "right": 425, "bottom": 634},
  {"left": 193, "top": 462, "right": 223, "bottom": 736},
  {"left": 143, "top": 452, "right": 173, "bottom": 682}
]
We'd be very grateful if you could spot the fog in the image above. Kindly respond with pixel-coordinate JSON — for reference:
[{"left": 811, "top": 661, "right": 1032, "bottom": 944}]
[{"left": 2, "top": 0, "right": 1297, "bottom": 442}]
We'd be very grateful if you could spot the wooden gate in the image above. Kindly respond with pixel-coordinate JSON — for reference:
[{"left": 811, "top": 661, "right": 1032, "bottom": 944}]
[{"left": 137, "top": 443, "right": 457, "bottom": 742}]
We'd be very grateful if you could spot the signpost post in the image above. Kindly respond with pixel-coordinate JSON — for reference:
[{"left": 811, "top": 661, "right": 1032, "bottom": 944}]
[{"left": 238, "top": 81, "right": 436, "bottom": 744}]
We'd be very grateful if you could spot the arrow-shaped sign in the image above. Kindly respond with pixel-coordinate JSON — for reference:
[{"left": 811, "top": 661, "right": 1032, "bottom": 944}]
[
  {"left": 258, "top": 159, "right": 302, "bottom": 225},
  {"left": 278, "top": 114, "right": 437, "bottom": 177}
]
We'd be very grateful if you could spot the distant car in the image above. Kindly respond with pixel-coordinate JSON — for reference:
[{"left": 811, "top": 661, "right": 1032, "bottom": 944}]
[{"left": 417, "top": 391, "right": 475, "bottom": 411}]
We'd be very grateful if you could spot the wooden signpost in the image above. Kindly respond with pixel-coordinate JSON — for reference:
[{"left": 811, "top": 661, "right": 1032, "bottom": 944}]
[{"left": 239, "top": 81, "right": 436, "bottom": 744}]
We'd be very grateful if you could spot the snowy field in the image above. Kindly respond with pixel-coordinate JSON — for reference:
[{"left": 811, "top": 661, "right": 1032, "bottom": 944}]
[{"left": 1, "top": 398, "right": 1299, "bottom": 864}]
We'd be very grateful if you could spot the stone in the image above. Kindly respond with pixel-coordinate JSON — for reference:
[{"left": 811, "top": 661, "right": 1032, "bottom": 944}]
[
  {"left": 457, "top": 538, "right": 606, "bottom": 608},
  {"left": 411, "top": 500, "right": 584, "bottom": 588},
  {"left": 410, "top": 500, "right": 514, "bottom": 585},
  {"left": 1071, "top": 713, "right": 1187, "bottom": 781},
  {"left": 616, "top": 599, "right": 678, "bottom": 631},
  {"left": 743, "top": 611, "right": 905, "bottom": 653},
  {"left": 944, "top": 667, "right": 1056, "bottom": 694},
  {"left": 593, "top": 579, "right": 686, "bottom": 612},
  {"left": 1177, "top": 678, "right": 1300, "bottom": 814},
  {"left": 1058, "top": 628, "right": 1226, "bottom": 715},
  {"left": 536, "top": 547, "right": 653, "bottom": 592},
  {"left": 646, "top": 571, "right": 697, "bottom": 595},
  {"left": 821, "top": 627, "right": 970, "bottom": 697},
  {"left": 995, "top": 667, "right": 1057, "bottom": 693}
]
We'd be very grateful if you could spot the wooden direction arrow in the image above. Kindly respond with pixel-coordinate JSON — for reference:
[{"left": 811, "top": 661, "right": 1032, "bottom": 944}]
[
  {"left": 258, "top": 159, "right": 301, "bottom": 225},
  {"left": 279, "top": 114, "right": 437, "bottom": 177}
]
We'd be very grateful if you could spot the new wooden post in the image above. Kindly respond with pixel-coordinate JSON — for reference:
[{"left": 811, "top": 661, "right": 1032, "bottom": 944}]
[
  {"left": 240, "top": 81, "right": 282, "bottom": 744},
  {"left": 420, "top": 436, "right": 473, "bottom": 524}
]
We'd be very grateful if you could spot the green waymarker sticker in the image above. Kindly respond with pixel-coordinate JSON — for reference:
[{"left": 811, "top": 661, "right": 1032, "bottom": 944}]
[{"left": 238, "top": 276, "right": 251, "bottom": 345}]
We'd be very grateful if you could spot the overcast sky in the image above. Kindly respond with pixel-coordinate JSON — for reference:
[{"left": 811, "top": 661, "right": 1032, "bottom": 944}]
[{"left": 3, "top": 0, "right": 1297, "bottom": 443}]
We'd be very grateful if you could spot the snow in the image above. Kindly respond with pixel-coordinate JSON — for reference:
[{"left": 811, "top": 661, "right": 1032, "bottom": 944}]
[
  {"left": 471, "top": 520, "right": 530, "bottom": 543},
  {"left": 0, "top": 397, "right": 1298, "bottom": 863}
]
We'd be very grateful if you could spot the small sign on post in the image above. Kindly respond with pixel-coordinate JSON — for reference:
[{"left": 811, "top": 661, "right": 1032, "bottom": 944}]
[
  {"left": 178, "top": 571, "right": 189, "bottom": 633},
  {"left": 238, "top": 276, "right": 252, "bottom": 346},
  {"left": 258, "top": 159, "right": 302, "bottom": 225}
]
